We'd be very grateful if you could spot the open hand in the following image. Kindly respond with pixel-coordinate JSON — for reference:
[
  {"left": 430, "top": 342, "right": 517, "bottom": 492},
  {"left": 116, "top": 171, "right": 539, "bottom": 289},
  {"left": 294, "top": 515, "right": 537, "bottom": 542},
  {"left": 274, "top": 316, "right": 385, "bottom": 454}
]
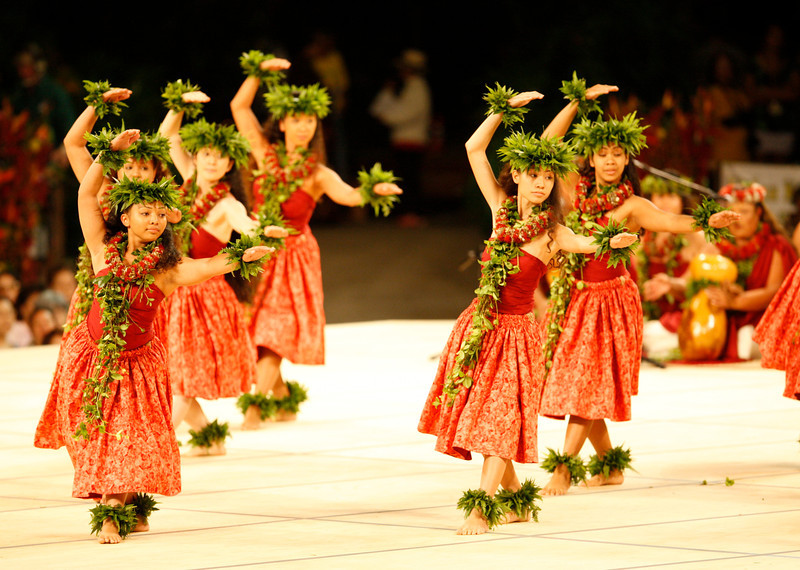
[
  {"left": 508, "top": 91, "right": 544, "bottom": 108},
  {"left": 586, "top": 84, "right": 619, "bottom": 100},
  {"left": 182, "top": 91, "right": 210, "bottom": 104},
  {"left": 103, "top": 87, "right": 132, "bottom": 104},
  {"left": 110, "top": 129, "right": 140, "bottom": 152},
  {"left": 261, "top": 57, "right": 291, "bottom": 72},
  {"left": 643, "top": 273, "right": 671, "bottom": 301},
  {"left": 373, "top": 182, "right": 403, "bottom": 196},
  {"left": 243, "top": 246, "right": 276, "bottom": 262},
  {"left": 263, "top": 225, "right": 289, "bottom": 238},
  {"left": 708, "top": 210, "right": 740, "bottom": 228},
  {"left": 610, "top": 232, "right": 638, "bottom": 249}
]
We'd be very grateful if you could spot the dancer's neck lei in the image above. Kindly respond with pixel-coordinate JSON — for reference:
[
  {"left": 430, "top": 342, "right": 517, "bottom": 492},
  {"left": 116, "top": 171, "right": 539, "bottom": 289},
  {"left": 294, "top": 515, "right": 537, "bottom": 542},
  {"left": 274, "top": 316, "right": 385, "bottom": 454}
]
[
  {"left": 543, "top": 176, "right": 635, "bottom": 375},
  {"left": 257, "top": 142, "right": 318, "bottom": 205},
  {"left": 435, "top": 196, "right": 552, "bottom": 407},
  {"left": 189, "top": 179, "right": 230, "bottom": 221},
  {"left": 716, "top": 222, "right": 771, "bottom": 285},
  {"left": 75, "top": 233, "right": 164, "bottom": 440}
]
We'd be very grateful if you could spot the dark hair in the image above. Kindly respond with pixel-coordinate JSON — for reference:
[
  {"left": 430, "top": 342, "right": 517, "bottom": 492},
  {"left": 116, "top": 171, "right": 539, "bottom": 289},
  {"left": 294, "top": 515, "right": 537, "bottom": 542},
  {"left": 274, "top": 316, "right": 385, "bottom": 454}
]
[
  {"left": 497, "top": 163, "right": 565, "bottom": 253},
  {"left": 104, "top": 207, "right": 182, "bottom": 272},
  {"left": 264, "top": 116, "right": 328, "bottom": 166}
]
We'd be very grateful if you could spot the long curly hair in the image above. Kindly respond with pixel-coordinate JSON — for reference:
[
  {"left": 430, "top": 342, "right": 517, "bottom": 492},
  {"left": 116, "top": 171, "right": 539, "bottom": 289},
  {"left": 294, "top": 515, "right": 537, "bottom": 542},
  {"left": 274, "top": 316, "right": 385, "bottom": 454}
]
[{"left": 104, "top": 207, "right": 182, "bottom": 272}]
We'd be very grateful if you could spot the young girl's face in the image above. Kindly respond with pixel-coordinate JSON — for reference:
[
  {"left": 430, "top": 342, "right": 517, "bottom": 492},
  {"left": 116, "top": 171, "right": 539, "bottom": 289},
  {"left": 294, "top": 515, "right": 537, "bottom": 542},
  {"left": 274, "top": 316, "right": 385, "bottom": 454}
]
[
  {"left": 280, "top": 113, "right": 318, "bottom": 148},
  {"left": 589, "top": 144, "right": 629, "bottom": 186},
  {"left": 118, "top": 158, "right": 157, "bottom": 183},
  {"left": 194, "top": 147, "right": 233, "bottom": 183},
  {"left": 728, "top": 201, "right": 761, "bottom": 239},
  {"left": 651, "top": 192, "right": 683, "bottom": 215},
  {"left": 122, "top": 202, "right": 169, "bottom": 242},
  {"left": 514, "top": 168, "right": 555, "bottom": 206}
]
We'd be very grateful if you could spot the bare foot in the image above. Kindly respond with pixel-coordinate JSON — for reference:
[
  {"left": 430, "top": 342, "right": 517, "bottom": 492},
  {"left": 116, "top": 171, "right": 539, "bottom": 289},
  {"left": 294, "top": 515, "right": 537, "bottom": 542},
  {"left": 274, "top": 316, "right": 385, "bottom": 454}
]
[
  {"left": 456, "top": 508, "right": 489, "bottom": 535},
  {"left": 241, "top": 405, "right": 265, "bottom": 430},
  {"left": 542, "top": 464, "right": 572, "bottom": 496},
  {"left": 184, "top": 441, "right": 227, "bottom": 457},
  {"left": 273, "top": 409, "right": 297, "bottom": 422},
  {"left": 584, "top": 468, "right": 624, "bottom": 488},
  {"left": 499, "top": 510, "right": 531, "bottom": 525},
  {"left": 132, "top": 515, "right": 149, "bottom": 533},
  {"left": 97, "top": 517, "right": 123, "bottom": 544}
]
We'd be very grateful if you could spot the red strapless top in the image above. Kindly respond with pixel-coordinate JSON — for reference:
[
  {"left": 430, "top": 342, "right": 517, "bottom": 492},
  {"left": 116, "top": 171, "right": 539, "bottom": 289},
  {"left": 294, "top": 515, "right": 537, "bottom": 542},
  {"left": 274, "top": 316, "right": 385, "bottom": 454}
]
[
  {"left": 579, "top": 216, "right": 630, "bottom": 282},
  {"left": 281, "top": 190, "right": 316, "bottom": 231},
  {"left": 190, "top": 226, "right": 226, "bottom": 259},
  {"left": 480, "top": 248, "right": 546, "bottom": 315},
  {"left": 87, "top": 268, "right": 166, "bottom": 350}
]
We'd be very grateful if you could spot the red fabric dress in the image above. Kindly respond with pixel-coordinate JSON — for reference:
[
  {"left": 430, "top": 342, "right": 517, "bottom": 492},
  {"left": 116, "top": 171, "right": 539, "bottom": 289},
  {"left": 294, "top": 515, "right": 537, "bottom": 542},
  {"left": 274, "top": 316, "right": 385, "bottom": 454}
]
[
  {"left": 418, "top": 250, "right": 546, "bottom": 463},
  {"left": 34, "top": 269, "right": 181, "bottom": 499},
  {"left": 163, "top": 226, "right": 257, "bottom": 399},
  {"left": 641, "top": 231, "right": 690, "bottom": 333},
  {"left": 247, "top": 189, "right": 325, "bottom": 364},
  {"left": 753, "top": 258, "right": 800, "bottom": 398},
  {"left": 540, "top": 221, "right": 643, "bottom": 422},
  {"left": 719, "top": 232, "right": 797, "bottom": 361}
]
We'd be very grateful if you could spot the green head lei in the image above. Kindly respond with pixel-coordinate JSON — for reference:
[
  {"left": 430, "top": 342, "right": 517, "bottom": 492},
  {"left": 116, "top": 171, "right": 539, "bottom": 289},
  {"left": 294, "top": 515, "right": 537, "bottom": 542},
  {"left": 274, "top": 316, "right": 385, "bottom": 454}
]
[
  {"left": 264, "top": 83, "right": 331, "bottom": 120},
  {"left": 127, "top": 131, "right": 172, "bottom": 166},
  {"left": 571, "top": 112, "right": 648, "bottom": 158},
  {"left": 497, "top": 131, "right": 578, "bottom": 178},
  {"left": 106, "top": 177, "right": 181, "bottom": 217},
  {"left": 179, "top": 118, "right": 251, "bottom": 168}
]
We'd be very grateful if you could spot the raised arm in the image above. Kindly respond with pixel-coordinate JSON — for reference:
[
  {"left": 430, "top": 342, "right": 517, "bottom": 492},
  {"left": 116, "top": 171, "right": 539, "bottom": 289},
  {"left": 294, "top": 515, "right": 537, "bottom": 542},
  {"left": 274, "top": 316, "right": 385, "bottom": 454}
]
[
  {"left": 466, "top": 90, "right": 543, "bottom": 212},
  {"left": 64, "top": 87, "right": 131, "bottom": 182}
]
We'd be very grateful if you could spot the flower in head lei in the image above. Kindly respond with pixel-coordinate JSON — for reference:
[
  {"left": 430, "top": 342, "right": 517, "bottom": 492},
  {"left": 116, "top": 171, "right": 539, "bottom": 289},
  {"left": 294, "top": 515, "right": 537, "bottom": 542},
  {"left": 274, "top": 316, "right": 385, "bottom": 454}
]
[
  {"left": 74, "top": 177, "right": 181, "bottom": 440},
  {"left": 179, "top": 118, "right": 251, "bottom": 169},
  {"left": 264, "top": 83, "right": 331, "bottom": 120},
  {"left": 435, "top": 132, "right": 574, "bottom": 407}
]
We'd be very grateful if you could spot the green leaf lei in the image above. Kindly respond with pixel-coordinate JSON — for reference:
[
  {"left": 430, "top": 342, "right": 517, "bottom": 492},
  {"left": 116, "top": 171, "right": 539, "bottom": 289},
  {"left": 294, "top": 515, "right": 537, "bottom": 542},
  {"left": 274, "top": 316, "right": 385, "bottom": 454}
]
[
  {"left": 483, "top": 83, "right": 528, "bottom": 127},
  {"left": 83, "top": 80, "right": 127, "bottom": 119},
  {"left": 587, "top": 445, "right": 634, "bottom": 477},
  {"left": 356, "top": 162, "right": 401, "bottom": 217},
  {"left": 587, "top": 217, "right": 636, "bottom": 269},
  {"left": 75, "top": 235, "right": 164, "bottom": 440},
  {"left": 264, "top": 83, "right": 331, "bottom": 119},
  {"left": 239, "top": 50, "right": 286, "bottom": 86},
  {"left": 220, "top": 232, "right": 268, "bottom": 280},
  {"left": 161, "top": 79, "right": 205, "bottom": 118},
  {"left": 89, "top": 502, "right": 138, "bottom": 539},
  {"left": 495, "top": 479, "right": 542, "bottom": 522},
  {"left": 540, "top": 448, "right": 588, "bottom": 485},
  {"left": 187, "top": 419, "right": 231, "bottom": 448},
  {"left": 85, "top": 127, "right": 129, "bottom": 176},
  {"left": 559, "top": 71, "right": 603, "bottom": 118},
  {"left": 691, "top": 195, "right": 734, "bottom": 244},
  {"left": 457, "top": 489, "right": 505, "bottom": 529},
  {"left": 435, "top": 197, "right": 551, "bottom": 407},
  {"left": 179, "top": 118, "right": 252, "bottom": 169}
]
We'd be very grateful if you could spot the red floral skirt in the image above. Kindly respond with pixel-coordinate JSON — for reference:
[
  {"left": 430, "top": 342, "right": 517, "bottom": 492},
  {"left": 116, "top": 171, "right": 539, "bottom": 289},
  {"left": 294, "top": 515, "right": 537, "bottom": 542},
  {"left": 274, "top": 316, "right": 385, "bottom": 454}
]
[
  {"left": 247, "top": 229, "right": 325, "bottom": 365},
  {"left": 418, "top": 299, "right": 544, "bottom": 463},
  {"left": 33, "top": 322, "right": 181, "bottom": 499},
  {"left": 540, "top": 275, "right": 643, "bottom": 422},
  {"left": 753, "top": 259, "right": 800, "bottom": 371},
  {"left": 785, "top": 340, "right": 800, "bottom": 400},
  {"left": 164, "top": 276, "right": 256, "bottom": 399}
]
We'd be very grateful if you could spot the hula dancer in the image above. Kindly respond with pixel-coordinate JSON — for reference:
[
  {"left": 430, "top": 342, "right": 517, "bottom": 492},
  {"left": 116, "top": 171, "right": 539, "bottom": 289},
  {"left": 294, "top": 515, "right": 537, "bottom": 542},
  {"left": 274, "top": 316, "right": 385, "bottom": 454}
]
[
  {"left": 417, "top": 83, "right": 638, "bottom": 535},
  {"left": 230, "top": 51, "right": 402, "bottom": 429},
  {"left": 157, "top": 80, "right": 288, "bottom": 455},
  {"left": 33, "top": 129, "right": 275, "bottom": 543},
  {"left": 538, "top": 85, "right": 739, "bottom": 495},
  {"left": 63, "top": 80, "right": 173, "bottom": 339}
]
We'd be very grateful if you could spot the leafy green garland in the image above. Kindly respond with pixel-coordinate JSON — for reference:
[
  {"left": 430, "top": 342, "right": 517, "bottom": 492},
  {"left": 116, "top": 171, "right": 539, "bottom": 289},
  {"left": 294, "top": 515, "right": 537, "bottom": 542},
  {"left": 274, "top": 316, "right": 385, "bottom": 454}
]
[
  {"left": 587, "top": 218, "right": 637, "bottom": 269},
  {"left": 559, "top": 71, "right": 603, "bottom": 118},
  {"left": 161, "top": 79, "right": 205, "bottom": 118},
  {"left": 239, "top": 50, "right": 286, "bottom": 86},
  {"left": 356, "top": 163, "right": 401, "bottom": 217},
  {"left": 64, "top": 243, "right": 95, "bottom": 334},
  {"left": 83, "top": 80, "right": 127, "bottom": 119},
  {"left": 495, "top": 479, "right": 542, "bottom": 522},
  {"left": 236, "top": 391, "right": 278, "bottom": 420},
  {"left": 74, "top": 235, "right": 164, "bottom": 440},
  {"left": 276, "top": 381, "right": 308, "bottom": 414},
  {"left": 540, "top": 448, "right": 588, "bottom": 485},
  {"left": 88, "top": 502, "right": 138, "bottom": 539},
  {"left": 130, "top": 492, "right": 159, "bottom": 520},
  {"left": 85, "top": 127, "right": 129, "bottom": 176},
  {"left": 220, "top": 232, "right": 271, "bottom": 280},
  {"left": 179, "top": 118, "right": 251, "bottom": 168},
  {"left": 456, "top": 489, "right": 505, "bottom": 529},
  {"left": 691, "top": 196, "right": 734, "bottom": 244},
  {"left": 434, "top": 198, "right": 550, "bottom": 407},
  {"left": 587, "top": 445, "right": 634, "bottom": 478},
  {"left": 264, "top": 83, "right": 331, "bottom": 119},
  {"left": 187, "top": 419, "right": 230, "bottom": 448},
  {"left": 483, "top": 82, "right": 528, "bottom": 127}
]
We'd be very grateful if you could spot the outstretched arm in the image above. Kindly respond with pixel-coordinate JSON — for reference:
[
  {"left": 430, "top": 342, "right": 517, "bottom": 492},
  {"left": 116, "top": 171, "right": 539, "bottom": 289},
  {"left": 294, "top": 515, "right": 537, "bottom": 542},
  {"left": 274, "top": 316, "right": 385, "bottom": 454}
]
[
  {"left": 466, "top": 90, "right": 543, "bottom": 212},
  {"left": 315, "top": 165, "right": 402, "bottom": 207},
  {"left": 626, "top": 195, "right": 739, "bottom": 234}
]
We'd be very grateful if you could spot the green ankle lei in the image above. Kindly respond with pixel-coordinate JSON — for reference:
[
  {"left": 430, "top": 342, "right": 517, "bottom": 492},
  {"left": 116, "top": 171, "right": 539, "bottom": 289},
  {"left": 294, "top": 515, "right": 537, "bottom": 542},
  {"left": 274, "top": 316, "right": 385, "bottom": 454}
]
[{"left": 541, "top": 448, "right": 588, "bottom": 485}]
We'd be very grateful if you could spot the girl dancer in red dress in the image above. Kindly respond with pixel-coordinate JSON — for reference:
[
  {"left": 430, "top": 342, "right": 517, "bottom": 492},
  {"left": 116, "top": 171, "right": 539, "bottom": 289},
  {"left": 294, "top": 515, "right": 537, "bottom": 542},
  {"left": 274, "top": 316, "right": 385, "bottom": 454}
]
[
  {"left": 230, "top": 51, "right": 402, "bottom": 428},
  {"left": 157, "top": 81, "right": 287, "bottom": 454},
  {"left": 34, "top": 129, "right": 274, "bottom": 544},
  {"left": 62, "top": 81, "right": 173, "bottom": 338},
  {"left": 539, "top": 104, "right": 739, "bottom": 496},
  {"left": 418, "top": 82, "right": 637, "bottom": 535}
]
